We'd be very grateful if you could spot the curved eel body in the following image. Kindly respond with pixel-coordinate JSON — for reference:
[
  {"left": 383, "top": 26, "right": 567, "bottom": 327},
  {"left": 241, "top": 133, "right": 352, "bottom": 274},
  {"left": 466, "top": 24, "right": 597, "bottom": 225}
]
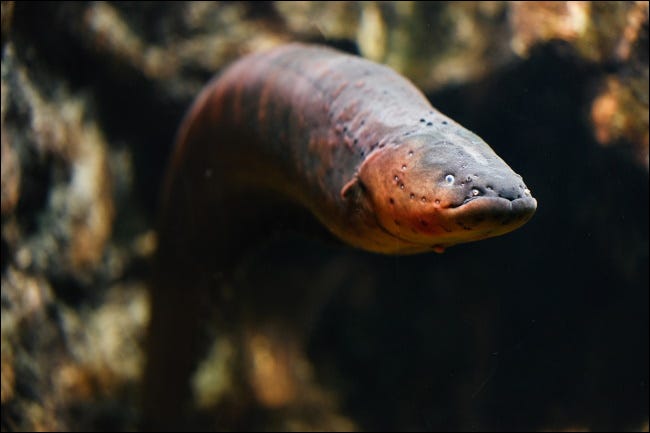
[
  {"left": 164, "top": 43, "right": 536, "bottom": 256},
  {"left": 144, "top": 43, "right": 537, "bottom": 429}
]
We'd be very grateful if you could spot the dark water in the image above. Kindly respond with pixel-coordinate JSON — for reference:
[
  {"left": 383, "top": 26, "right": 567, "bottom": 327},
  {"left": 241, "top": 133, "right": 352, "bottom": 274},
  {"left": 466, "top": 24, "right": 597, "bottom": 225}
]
[{"left": 302, "top": 42, "right": 649, "bottom": 431}]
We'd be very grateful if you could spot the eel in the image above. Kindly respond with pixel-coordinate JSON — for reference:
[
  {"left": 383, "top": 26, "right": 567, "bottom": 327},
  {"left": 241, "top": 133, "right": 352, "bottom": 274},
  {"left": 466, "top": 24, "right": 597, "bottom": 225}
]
[{"left": 143, "top": 43, "right": 537, "bottom": 429}]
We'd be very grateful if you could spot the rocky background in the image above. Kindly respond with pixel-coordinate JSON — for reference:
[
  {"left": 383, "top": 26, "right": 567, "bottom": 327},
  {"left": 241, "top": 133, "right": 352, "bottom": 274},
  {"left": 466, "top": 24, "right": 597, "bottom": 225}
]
[{"left": 1, "top": 1, "right": 648, "bottom": 431}]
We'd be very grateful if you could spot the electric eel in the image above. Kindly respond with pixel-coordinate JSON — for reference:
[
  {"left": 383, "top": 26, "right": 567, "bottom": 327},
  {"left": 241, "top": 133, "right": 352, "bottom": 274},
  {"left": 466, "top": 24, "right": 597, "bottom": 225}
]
[{"left": 143, "top": 43, "right": 537, "bottom": 428}]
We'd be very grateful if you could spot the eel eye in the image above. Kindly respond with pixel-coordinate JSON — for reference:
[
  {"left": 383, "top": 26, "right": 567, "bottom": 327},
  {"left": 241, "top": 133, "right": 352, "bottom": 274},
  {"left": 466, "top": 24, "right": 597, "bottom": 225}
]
[{"left": 444, "top": 174, "right": 455, "bottom": 185}]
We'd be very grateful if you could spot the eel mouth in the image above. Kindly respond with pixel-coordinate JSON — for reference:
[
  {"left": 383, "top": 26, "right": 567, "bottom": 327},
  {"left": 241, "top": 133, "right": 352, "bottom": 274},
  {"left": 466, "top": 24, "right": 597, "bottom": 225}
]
[
  {"left": 434, "top": 195, "right": 537, "bottom": 248},
  {"left": 379, "top": 195, "right": 537, "bottom": 254},
  {"left": 446, "top": 195, "right": 537, "bottom": 220}
]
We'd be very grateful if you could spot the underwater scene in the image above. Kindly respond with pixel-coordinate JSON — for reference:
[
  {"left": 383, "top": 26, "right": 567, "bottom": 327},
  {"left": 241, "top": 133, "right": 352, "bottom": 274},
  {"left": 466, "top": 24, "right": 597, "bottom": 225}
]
[{"left": 1, "top": 2, "right": 648, "bottom": 431}]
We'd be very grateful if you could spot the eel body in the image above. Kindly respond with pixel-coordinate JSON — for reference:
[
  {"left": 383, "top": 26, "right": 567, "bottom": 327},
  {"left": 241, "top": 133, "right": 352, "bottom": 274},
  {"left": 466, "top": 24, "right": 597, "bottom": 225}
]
[
  {"left": 162, "top": 43, "right": 536, "bottom": 257},
  {"left": 145, "top": 43, "right": 537, "bottom": 428}
]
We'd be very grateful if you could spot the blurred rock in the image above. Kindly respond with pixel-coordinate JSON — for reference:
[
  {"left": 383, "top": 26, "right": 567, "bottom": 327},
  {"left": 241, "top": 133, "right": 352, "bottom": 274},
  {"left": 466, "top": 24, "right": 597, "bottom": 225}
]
[
  {"left": 1, "top": 128, "right": 20, "bottom": 216},
  {"left": 1, "top": 265, "right": 147, "bottom": 431},
  {"left": 591, "top": 74, "right": 649, "bottom": 168},
  {"left": 510, "top": 1, "right": 649, "bottom": 168},
  {"left": 1, "top": 42, "right": 116, "bottom": 280},
  {"left": 510, "top": 1, "right": 645, "bottom": 63}
]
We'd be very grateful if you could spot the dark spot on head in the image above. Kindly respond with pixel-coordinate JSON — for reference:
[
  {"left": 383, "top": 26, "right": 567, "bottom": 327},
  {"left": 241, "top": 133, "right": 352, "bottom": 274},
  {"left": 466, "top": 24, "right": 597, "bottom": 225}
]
[
  {"left": 389, "top": 198, "right": 395, "bottom": 205},
  {"left": 371, "top": 142, "right": 378, "bottom": 150},
  {"left": 360, "top": 119, "right": 365, "bottom": 125},
  {"left": 343, "top": 126, "right": 348, "bottom": 132},
  {"left": 420, "top": 118, "right": 425, "bottom": 122},
  {"left": 360, "top": 150, "right": 365, "bottom": 156},
  {"left": 426, "top": 122, "right": 433, "bottom": 126},
  {"left": 394, "top": 219, "right": 401, "bottom": 226},
  {"left": 441, "top": 120, "right": 448, "bottom": 125},
  {"left": 354, "top": 138, "right": 358, "bottom": 145},
  {"left": 419, "top": 219, "right": 428, "bottom": 226},
  {"left": 379, "top": 143, "right": 385, "bottom": 148}
]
